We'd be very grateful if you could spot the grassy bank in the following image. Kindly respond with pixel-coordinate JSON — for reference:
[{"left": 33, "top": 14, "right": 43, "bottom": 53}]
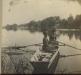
[{"left": 1, "top": 48, "right": 35, "bottom": 74}]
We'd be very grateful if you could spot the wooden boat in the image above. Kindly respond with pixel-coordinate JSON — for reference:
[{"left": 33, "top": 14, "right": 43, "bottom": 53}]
[{"left": 30, "top": 43, "right": 60, "bottom": 74}]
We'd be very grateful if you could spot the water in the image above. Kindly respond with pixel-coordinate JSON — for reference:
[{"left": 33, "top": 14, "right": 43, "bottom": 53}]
[
  {"left": 55, "top": 31, "right": 81, "bottom": 73},
  {"left": 1, "top": 29, "right": 81, "bottom": 73}
]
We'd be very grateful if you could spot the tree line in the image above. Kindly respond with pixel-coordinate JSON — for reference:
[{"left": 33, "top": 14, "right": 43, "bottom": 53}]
[{"left": 4, "top": 14, "right": 81, "bottom": 31}]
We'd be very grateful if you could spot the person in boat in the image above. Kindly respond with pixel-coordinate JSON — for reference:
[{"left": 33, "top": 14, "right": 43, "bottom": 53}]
[
  {"left": 48, "top": 28, "right": 59, "bottom": 49},
  {"left": 48, "top": 28, "right": 56, "bottom": 43},
  {"left": 42, "top": 31, "right": 49, "bottom": 51},
  {"left": 52, "top": 29, "right": 59, "bottom": 49}
]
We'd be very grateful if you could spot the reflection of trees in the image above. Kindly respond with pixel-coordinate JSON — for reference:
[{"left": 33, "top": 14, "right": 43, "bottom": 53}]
[{"left": 59, "top": 31, "right": 81, "bottom": 41}]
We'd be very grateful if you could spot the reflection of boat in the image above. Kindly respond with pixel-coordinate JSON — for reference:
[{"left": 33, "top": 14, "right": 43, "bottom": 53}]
[{"left": 30, "top": 44, "right": 60, "bottom": 74}]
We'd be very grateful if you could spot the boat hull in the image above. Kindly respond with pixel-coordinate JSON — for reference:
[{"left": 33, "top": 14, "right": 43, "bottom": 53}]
[{"left": 30, "top": 50, "right": 60, "bottom": 74}]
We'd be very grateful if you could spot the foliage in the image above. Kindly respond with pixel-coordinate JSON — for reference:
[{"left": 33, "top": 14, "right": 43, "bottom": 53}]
[
  {"left": 4, "top": 14, "right": 81, "bottom": 32},
  {"left": 1, "top": 53, "right": 34, "bottom": 74}
]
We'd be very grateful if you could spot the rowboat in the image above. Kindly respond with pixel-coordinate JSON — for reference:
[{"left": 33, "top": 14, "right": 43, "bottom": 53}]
[{"left": 30, "top": 43, "right": 60, "bottom": 74}]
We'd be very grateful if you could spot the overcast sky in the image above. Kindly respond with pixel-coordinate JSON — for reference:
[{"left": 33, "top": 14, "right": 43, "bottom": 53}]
[{"left": 3, "top": 0, "right": 81, "bottom": 26}]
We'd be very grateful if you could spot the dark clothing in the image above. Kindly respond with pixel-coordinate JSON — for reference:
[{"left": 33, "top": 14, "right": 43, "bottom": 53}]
[
  {"left": 43, "top": 37, "right": 48, "bottom": 46},
  {"left": 48, "top": 29, "right": 55, "bottom": 43},
  {"left": 42, "top": 37, "right": 48, "bottom": 51}
]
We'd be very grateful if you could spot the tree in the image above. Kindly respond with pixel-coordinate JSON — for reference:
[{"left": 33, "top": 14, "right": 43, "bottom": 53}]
[{"left": 41, "top": 17, "right": 57, "bottom": 31}]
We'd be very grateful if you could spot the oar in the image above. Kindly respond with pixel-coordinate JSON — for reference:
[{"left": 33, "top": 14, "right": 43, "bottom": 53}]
[
  {"left": 2, "top": 41, "right": 81, "bottom": 51},
  {"left": 57, "top": 40, "right": 81, "bottom": 51},
  {"left": 1, "top": 43, "right": 43, "bottom": 50}
]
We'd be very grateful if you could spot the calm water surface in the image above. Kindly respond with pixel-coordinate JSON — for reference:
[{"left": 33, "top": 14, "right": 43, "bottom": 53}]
[{"left": 2, "top": 30, "right": 81, "bottom": 73}]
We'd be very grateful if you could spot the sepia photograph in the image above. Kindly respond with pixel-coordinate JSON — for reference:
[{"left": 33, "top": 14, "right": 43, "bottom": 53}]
[{"left": 1, "top": 0, "right": 81, "bottom": 74}]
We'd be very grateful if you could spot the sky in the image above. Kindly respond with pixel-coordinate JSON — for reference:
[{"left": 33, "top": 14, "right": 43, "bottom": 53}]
[
  {"left": 67, "top": 0, "right": 81, "bottom": 4},
  {"left": 3, "top": 0, "right": 81, "bottom": 26}
]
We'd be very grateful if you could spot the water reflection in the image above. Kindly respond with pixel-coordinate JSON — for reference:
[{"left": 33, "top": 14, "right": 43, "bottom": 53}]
[
  {"left": 4, "top": 28, "right": 81, "bottom": 41},
  {"left": 59, "top": 30, "right": 81, "bottom": 41},
  {"left": 60, "top": 53, "right": 81, "bottom": 58}
]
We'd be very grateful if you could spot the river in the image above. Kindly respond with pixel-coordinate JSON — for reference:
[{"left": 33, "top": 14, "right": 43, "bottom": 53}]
[{"left": 1, "top": 29, "right": 81, "bottom": 73}]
